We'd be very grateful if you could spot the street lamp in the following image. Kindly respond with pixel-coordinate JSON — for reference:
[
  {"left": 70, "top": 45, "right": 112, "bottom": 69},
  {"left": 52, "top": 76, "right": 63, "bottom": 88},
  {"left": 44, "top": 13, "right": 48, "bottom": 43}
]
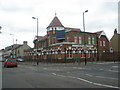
[
  {"left": 10, "top": 34, "right": 14, "bottom": 58},
  {"left": 83, "top": 10, "right": 88, "bottom": 65},
  {"left": 83, "top": 10, "right": 88, "bottom": 32},
  {"left": 16, "top": 39, "right": 18, "bottom": 58},
  {"left": 10, "top": 34, "right": 14, "bottom": 45},
  {"left": 32, "top": 17, "right": 39, "bottom": 37},
  {"left": 32, "top": 17, "right": 39, "bottom": 65}
]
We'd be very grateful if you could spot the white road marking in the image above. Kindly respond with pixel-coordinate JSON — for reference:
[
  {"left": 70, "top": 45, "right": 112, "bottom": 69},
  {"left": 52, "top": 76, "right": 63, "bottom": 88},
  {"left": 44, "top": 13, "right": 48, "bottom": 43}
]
[
  {"left": 112, "top": 66, "right": 118, "bottom": 68},
  {"left": 96, "top": 62, "right": 114, "bottom": 64},
  {"left": 43, "top": 68, "right": 47, "bottom": 70},
  {"left": 99, "top": 69, "right": 103, "bottom": 70},
  {"left": 85, "top": 74, "right": 93, "bottom": 77},
  {"left": 108, "top": 70, "right": 118, "bottom": 73},
  {"left": 52, "top": 73, "right": 56, "bottom": 75},
  {"left": 52, "top": 73, "right": 119, "bottom": 89},
  {"left": 85, "top": 74, "right": 117, "bottom": 80}
]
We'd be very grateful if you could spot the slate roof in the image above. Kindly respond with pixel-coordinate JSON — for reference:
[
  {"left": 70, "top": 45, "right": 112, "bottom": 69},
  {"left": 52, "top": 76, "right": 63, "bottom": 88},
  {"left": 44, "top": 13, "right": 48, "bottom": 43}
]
[
  {"left": 65, "top": 27, "right": 81, "bottom": 31},
  {"left": 37, "top": 35, "right": 47, "bottom": 41},
  {"left": 95, "top": 31, "right": 103, "bottom": 35},
  {"left": 47, "top": 16, "right": 64, "bottom": 28}
]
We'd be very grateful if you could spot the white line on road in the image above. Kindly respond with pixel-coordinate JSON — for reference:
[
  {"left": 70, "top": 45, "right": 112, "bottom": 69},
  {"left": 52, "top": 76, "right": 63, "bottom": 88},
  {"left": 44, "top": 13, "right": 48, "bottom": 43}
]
[
  {"left": 108, "top": 70, "right": 118, "bottom": 73},
  {"left": 52, "top": 73, "right": 119, "bottom": 89},
  {"left": 85, "top": 74, "right": 118, "bottom": 80},
  {"left": 52, "top": 73, "right": 56, "bottom": 75}
]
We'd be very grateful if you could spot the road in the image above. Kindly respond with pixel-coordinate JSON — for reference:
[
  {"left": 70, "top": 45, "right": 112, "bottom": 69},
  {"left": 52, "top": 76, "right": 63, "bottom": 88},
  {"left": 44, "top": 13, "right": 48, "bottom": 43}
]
[{"left": 2, "top": 61, "right": 119, "bottom": 88}]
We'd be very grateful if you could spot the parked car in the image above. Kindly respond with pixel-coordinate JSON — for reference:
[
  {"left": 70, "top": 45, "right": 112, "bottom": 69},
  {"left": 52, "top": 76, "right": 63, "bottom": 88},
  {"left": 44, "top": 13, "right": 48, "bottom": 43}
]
[
  {"left": 17, "top": 58, "right": 24, "bottom": 62},
  {"left": 4, "top": 59, "right": 18, "bottom": 68}
]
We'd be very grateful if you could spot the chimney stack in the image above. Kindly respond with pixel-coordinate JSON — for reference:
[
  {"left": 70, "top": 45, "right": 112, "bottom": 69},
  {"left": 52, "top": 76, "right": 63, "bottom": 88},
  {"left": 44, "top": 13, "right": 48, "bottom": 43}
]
[
  {"left": 23, "top": 41, "right": 27, "bottom": 45},
  {"left": 114, "top": 28, "right": 117, "bottom": 35}
]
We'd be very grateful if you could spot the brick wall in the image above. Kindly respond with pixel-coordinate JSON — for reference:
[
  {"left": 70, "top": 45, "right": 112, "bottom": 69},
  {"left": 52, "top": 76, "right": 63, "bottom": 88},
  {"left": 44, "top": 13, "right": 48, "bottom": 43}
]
[{"left": 99, "top": 52, "right": 120, "bottom": 61}]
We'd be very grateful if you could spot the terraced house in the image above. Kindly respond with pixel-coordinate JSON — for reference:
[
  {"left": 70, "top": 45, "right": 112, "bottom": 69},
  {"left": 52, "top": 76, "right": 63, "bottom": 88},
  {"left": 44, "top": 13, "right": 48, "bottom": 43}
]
[{"left": 24, "top": 15, "right": 109, "bottom": 63}]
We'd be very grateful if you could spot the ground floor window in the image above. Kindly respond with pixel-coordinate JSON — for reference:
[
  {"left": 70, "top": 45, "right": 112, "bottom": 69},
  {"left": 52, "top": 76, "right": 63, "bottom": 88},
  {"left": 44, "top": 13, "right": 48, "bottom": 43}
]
[
  {"left": 67, "top": 50, "right": 73, "bottom": 59},
  {"left": 57, "top": 50, "right": 61, "bottom": 59},
  {"left": 81, "top": 50, "right": 85, "bottom": 58}
]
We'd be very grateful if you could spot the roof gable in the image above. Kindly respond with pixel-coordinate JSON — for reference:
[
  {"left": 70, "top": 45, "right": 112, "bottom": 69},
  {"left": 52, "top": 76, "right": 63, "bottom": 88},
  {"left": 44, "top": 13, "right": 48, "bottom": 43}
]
[
  {"left": 110, "top": 33, "right": 120, "bottom": 42},
  {"left": 95, "top": 30, "right": 109, "bottom": 41}
]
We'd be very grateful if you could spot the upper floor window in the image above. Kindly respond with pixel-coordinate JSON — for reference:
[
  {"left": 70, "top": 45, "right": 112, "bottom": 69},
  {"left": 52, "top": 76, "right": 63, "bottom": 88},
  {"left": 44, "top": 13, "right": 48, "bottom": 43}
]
[
  {"left": 92, "top": 37, "right": 95, "bottom": 45},
  {"left": 55, "top": 27, "right": 57, "bottom": 30},
  {"left": 67, "top": 37, "right": 69, "bottom": 42},
  {"left": 100, "top": 41, "right": 102, "bottom": 46},
  {"left": 88, "top": 36, "right": 91, "bottom": 45},
  {"left": 52, "top": 28, "right": 53, "bottom": 30},
  {"left": 74, "top": 36, "right": 77, "bottom": 43},
  {"left": 79, "top": 36, "right": 82, "bottom": 44},
  {"left": 48, "top": 36, "right": 50, "bottom": 45},
  {"left": 103, "top": 41, "right": 106, "bottom": 46}
]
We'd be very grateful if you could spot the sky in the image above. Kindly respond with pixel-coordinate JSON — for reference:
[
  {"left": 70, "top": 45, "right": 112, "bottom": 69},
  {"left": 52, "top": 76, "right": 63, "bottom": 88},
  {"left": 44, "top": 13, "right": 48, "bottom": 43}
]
[{"left": 0, "top": 0, "right": 119, "bottom": 49}]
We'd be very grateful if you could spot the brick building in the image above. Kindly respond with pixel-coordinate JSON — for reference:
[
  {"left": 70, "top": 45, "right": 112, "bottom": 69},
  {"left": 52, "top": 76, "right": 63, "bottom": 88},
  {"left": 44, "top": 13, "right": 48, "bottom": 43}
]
[
  {"left": 96, "top": 31, "right": 109, "bottom": 60},
  {"left": 109, "top": 29, "right": 120, "bottom": 61},
  {"left": 25, "top": 15, "right": 110, "bottom": 63}
]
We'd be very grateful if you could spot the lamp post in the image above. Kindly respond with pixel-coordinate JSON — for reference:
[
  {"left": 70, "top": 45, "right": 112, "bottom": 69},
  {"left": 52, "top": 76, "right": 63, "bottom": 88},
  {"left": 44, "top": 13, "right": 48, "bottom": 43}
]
[
  {"left": 83, "top": 10, "right": 88, "bottom": 32},
  {"left": 10, "top": 34, "right": 14, "bottom": 58},
  {"left": 32, "top": 17, "right": 39, "bottom": 65},
  {"left": 83, "top": 10, "right": 88, "bottom": 65},
  {"left": 16, "top": 39, "right": 17, "bottom": 58},
  {"left": 10, "top": 34, "right": 14, "bottom": 45}
]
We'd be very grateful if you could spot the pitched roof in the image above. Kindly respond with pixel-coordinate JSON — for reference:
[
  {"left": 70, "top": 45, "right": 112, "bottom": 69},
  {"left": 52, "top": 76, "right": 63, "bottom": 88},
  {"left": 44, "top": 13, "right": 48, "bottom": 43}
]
[
  {"left": 35, "top": 35, "right": 47, "bottom": 41},
  {"left": 110, "top": 33, "right": 120, "bottom": 41},
  {"left": 47, "top": 16, "right": 64, "bottom": 28},
  {"left": 95, "top": 30, "right": 109, "bottom": 41},
  {"left": 65, "top": 27, "right": 81, "bottom": 31},
  {"left": 95, "top": 31, "right": 103, "bottom": 35}
]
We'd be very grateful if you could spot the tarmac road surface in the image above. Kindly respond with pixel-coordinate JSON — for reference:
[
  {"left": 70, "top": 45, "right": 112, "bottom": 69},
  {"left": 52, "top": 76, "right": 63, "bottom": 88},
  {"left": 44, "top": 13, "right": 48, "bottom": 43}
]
[{"left": 2, "top": 61, "right": 119, "bottom": 88}]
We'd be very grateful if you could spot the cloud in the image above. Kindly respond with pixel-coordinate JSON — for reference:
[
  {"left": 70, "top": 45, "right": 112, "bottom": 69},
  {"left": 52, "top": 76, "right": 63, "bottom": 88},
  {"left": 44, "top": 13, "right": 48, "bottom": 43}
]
[{"left": 0, "top": 0, "right": 119, "bottom": 49}]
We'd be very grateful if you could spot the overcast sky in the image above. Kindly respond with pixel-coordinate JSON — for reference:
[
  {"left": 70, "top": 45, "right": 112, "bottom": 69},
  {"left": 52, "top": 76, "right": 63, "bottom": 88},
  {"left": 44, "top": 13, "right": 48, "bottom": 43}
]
[{"left": 0, "top": 0, "right": 119, "bottom": 49}]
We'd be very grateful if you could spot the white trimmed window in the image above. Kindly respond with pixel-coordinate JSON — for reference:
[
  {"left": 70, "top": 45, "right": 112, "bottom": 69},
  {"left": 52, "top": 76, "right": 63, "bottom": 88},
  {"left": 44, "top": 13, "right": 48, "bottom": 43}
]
[
  {"left": 100, "top": 41, "right": 102, "bottom": 46},
  {"left": 48, "top": 36, "right": 50, "bottom": 45},
  {"left": 88, "top": 36, "right": 91, "bottom": 45},
  {"left": 103, "top": 41, "right": 106, "bottom": 46},
  {"left": 67, "top": 50, "right": 73, "bottom": 59},
  {"left": 74, "top": 36, "right": 77, "bottom": 43},
  {"left": 67, "top": 37, "right": 69, "bottom": 42},
  {"left": 92, "top": 37, "right": 95, "bottom": 45},
  {"left": 79, "top": 36, "right": 82, "bottom": 44}
]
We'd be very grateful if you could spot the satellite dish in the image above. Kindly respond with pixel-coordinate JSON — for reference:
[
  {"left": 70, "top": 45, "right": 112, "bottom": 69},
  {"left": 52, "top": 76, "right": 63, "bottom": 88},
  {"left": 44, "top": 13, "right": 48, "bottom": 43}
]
[{"left": 110, "top": 47, "right": 113, "bottom": 53}]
